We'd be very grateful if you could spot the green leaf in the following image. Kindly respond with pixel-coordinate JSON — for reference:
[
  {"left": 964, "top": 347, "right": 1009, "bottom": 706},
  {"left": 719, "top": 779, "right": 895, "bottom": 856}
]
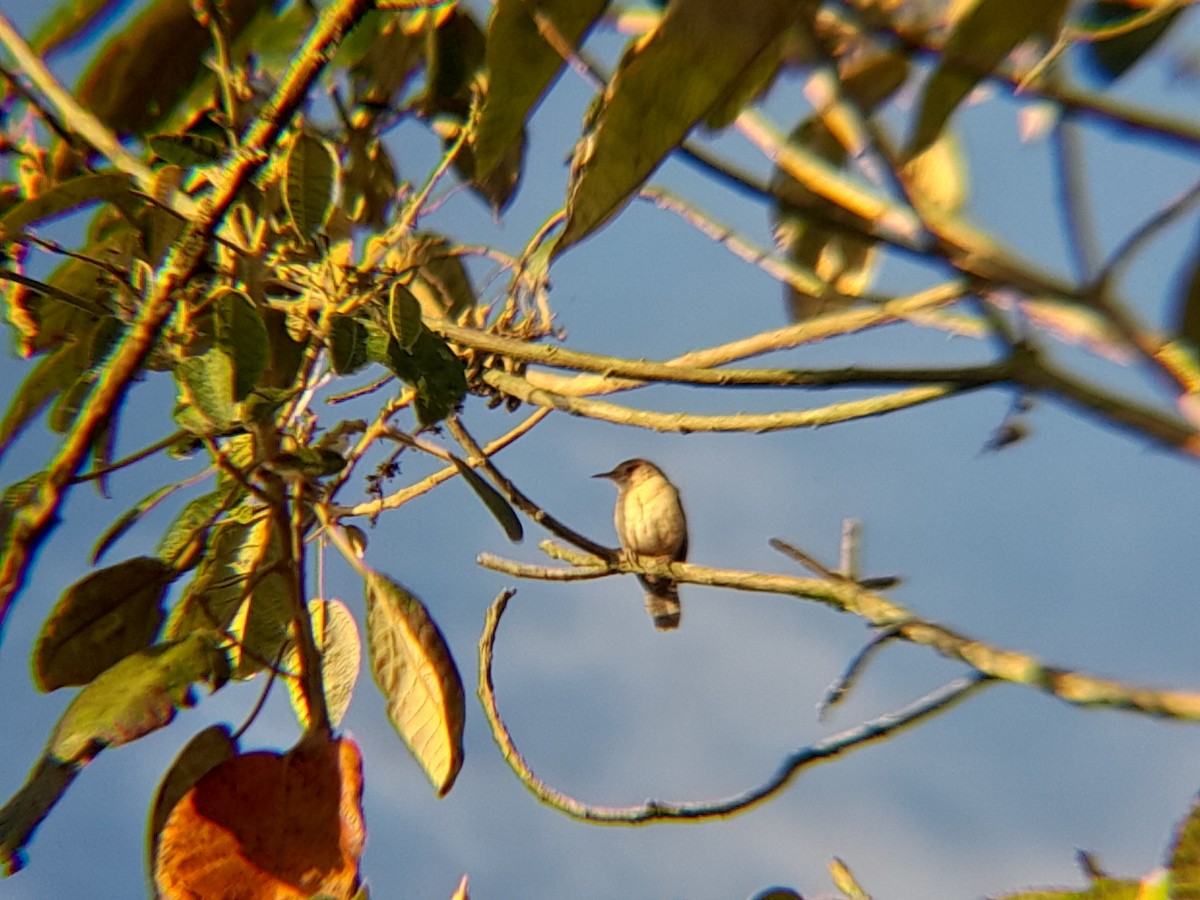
[
  {"left": 49, "top": 632, "right": 231, "bottom": 764},
  {"left": 388, "top": 281, "right": 424, "bottom": 352},
  {"left": 0, "top": 476, "right": 45, "bottom": 572},
  {"left": 146, "top": 725, "right": 238, "bottom": 892},
  {"left": 329, "top": 315, "right": 370, "bottom": 375},
  {"left": 364, "top": 571, "right": 464, "bottom": 796},
  {"left": 283, "top": 132, "right": 340, "bottom": 242},
  {"left": 155, "top": 488, "right": 238, "bottom": 572},
  {"left": 421, "top": 5, "right": 486, "bottom": 114},
  {"left": 0, "top": 755, "right": 81, "bottom": 876},
  {"left": 0, "top": 340, "right": 89, "bottom": 459},
  {"left": 368, "top": 326, "right": 467, "bottom": 426},
  {"left": 555, "top": 0, "right": 798, "bottom": 255},
  {"left": 1078, "top": 1, "right": 1183, "bottom": 85},
  {"left": 34, "top": 556, "right": 177, "bottom": 691},
  {"left": 0, "top": 171, "right": 133, "bottom": 242},
  {"left": 908, "top": 0, "right": 1069, "bottom": 157},
  {"left": 47, "top": 316, "right": 123, "bottom": 435},
  {"left": 76, "top": 0, "right": 266, "bottom": 134},
  {"left": 1172, "top": 235, "right": 1200, "bottom": 348},
  {"left": 213, "top": 290, "right": 269, "bottom": 401},
  {"left": 472, "top": 0, "right": 609, "bottom": 186},
  {"left": 285, "top": 599, "right": 362, "bottom": 730},
  {"left": 176, "top": 349, "right": 238, "bottom": 434},
  {"left": 47, "top": 371, "right": 96, "bottom": 435},
  {"left": 450, "top": 457, "right": 523, "bottom": 543},
  {"left": 165, "top": 513, "right": 289, "bottom": 680},
  {"left": 1170, "top": 793, "right": 1200, "bottom": 898},
  {"left": 266, "top": 448, "right": 347, "bottom": 480},
  {"left": 148, "top": 132, "right": 226, "bottom": 168}
]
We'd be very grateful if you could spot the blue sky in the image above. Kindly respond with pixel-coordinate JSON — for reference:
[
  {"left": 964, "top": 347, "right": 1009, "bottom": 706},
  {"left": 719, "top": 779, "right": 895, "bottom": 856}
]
[{"left": 1, "top": 3, "right": 1199, "bottom": 899}]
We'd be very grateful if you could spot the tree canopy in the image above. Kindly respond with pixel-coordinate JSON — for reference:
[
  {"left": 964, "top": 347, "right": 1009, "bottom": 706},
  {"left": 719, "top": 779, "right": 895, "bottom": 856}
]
[{"left": 0, "top": 1, "right": 1198, "bottom": 898}]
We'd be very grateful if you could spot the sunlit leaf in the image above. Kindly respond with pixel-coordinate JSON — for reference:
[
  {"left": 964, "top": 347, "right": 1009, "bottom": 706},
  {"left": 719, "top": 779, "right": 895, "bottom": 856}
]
[
  {"left": 147, "top": 725, "right": 238, "bottom": 891},
  {"left": 155, "top": 735, "right": 365, "bottom": 900},
  {"left": 829, "top": 856, "right": 869, "bottom": 898},
  {"left": 472, "top": 0, "right": 609, "bottom": 187},
  {"left": 903, "top": 131, "right": 968, "bottom": 214},
  {"left": 148, "top": 132, "right": 226, "bottom": 168},
  {"left": 0, "top": 171, "right": 133, "bottom": 242},
  {"left": 450, "top": 457, "right": 523, "bottom": 543},
  {"left": 909, "top": 0, "right": 1069, "bottom": 156},
  {"left": 364, "top": 572, "right": 464, "bottom": 796},
  {"left": 285, "top": 599, "right": 362, "bottom": 730},
  {"left": 283, "top": 132, "right": 340, "bottom": 242},
  {"left": 388, "top": 281, "right": 424, "bottom": 352},
  {"left": 165, "top": 515, "right": 263, "bottom": 640},
  {"left": 155, "top": 488, "right": 238, "bottom": 572},
  {"left": 167, "top": 514, "right": 290, "bottom": 680},
  {"left": 34, "top": 556, "right": 177, "bottom": 691},
  {"left": 771, "top": 119, "right": 876, "bottom": 320},
  {"left": 329, "top": 315, "right": 370, "bottom": 376},
  {"left": 0, "top": 340, "right": 89, "bottom": 458},
  {"left": 213, "top": 290, "right": 269, "bottom": 401},
  {"left": 77, "top": 0, "right": 267, "bottom": 134},
  {"left": 49, "top": 632, "right": 230, "bottom": 765},
  {"left": 1170, "top": 793, "right": 1200, "bottom": 897},
  {"left": 176, "top": 349, "right": 237, "bottom": 434},
  {"left": 556, "top": 0, "right": 798, "bottom": 255}
]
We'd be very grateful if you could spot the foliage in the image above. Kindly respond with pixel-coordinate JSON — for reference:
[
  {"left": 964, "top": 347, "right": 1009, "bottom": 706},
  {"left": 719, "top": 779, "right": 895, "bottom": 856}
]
[{"left": 0, "top": 0, "right": 1195, "bottom": 897}]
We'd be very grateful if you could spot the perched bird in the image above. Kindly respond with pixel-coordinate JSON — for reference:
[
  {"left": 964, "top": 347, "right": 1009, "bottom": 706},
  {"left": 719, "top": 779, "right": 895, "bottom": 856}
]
[{"left": 593, "top": 459, "right": 689, "bottom": 630}]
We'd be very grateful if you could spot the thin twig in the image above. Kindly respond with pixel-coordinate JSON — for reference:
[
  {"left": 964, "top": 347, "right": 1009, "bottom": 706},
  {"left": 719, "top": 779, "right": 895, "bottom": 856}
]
[
  {"left": 335, "top": 406, "right": 552, "bottom": 519},
  {"left": 68, "top": 431, "right": 187, "bottom": 484},
  {"left": 447, "top": 416, "right": 613, "bottom": 559}
]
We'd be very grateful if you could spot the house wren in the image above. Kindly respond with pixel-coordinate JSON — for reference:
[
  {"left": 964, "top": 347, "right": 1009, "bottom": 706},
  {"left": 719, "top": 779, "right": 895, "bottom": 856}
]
[{"left": 593, "top": 459, "right": 688, "bottom": 630}]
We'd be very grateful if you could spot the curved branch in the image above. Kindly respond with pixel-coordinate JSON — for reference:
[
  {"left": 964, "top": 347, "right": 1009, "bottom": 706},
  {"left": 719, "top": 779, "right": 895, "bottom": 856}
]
[
  {"left": 482, "top": 368, "right": 972, "bottom": 433},
  {"left": 432, "top": 318, "right": 1008, "bottom": 388},
  {"left": 478, "top": 588, "right": 991, "bottom": 823}
]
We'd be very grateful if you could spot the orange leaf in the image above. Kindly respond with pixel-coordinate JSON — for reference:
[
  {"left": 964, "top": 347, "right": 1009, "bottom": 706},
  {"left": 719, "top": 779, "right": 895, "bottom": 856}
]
[{"left": 154, "top": 735, "right": 365, "bottom": 900}]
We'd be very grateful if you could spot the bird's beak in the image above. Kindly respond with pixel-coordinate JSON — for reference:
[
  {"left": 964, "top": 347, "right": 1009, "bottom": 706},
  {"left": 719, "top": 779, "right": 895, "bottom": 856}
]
[{"left": 592, "top": 468, "right": 617, "bottom": 480}]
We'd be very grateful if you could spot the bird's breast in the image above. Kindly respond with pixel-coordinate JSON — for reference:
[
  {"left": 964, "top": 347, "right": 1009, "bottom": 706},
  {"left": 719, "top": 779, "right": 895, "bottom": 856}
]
[{"left": 617, "top": 478, "right": 686, "bottom": 558}]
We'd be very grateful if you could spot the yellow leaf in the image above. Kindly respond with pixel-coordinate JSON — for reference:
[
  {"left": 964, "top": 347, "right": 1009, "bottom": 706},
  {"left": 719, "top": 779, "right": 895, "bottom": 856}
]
[
  {"left": 364, "top": 572, "right": 464, "bottom": 796},
  {"left": 285, "top": 599, "right": 362, "bottom": 730}
]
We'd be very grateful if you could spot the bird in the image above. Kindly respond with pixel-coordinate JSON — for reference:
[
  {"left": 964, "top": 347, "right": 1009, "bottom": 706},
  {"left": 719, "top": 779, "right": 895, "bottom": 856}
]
[{"left": 593, "top": 459, "right": 689, "bottom": 630}]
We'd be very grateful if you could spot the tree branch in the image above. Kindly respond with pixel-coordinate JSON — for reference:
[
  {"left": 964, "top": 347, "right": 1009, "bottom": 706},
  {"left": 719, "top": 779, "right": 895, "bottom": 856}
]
[
  {"left": 479, "top": 546, "right": 1200, "bottom": 720},
  {"left": 478, "top": 587, "right": 991, "bottom": 822}
]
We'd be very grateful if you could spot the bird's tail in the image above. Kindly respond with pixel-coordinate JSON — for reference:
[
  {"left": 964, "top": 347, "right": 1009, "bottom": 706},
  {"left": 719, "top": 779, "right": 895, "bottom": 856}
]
[{"left": 639, "top": 575, "right": 681, "bottom": 630}]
